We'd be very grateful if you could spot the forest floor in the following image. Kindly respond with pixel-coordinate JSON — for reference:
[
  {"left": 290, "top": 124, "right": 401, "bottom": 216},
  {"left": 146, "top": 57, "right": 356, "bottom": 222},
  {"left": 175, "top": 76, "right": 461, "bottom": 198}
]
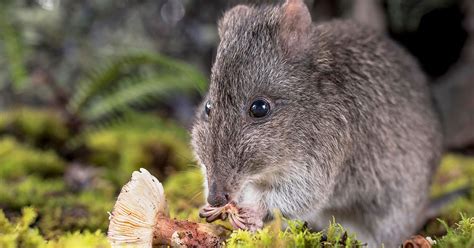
[{"left": 0, "top": 108, "right": 473, "bottom": 247}]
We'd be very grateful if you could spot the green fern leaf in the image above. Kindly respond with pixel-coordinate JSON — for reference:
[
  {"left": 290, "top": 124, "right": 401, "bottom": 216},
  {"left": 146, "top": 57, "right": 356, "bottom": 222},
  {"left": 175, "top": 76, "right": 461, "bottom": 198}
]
[
  {"left": 82, "top": 73, "right": 194, "bottom": 121},
  {"left": 68, "top": 52, "right": 207, "bottom": 115}
]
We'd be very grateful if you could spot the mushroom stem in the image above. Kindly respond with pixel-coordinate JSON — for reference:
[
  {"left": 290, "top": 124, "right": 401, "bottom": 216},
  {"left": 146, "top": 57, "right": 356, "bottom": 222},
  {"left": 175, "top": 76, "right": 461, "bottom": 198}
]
[
  {"left": 153, "top": 213, "right": 229, "bottom": 247},
  {"left": 107, "top": 168, "right": 230, "bottom": 247}
]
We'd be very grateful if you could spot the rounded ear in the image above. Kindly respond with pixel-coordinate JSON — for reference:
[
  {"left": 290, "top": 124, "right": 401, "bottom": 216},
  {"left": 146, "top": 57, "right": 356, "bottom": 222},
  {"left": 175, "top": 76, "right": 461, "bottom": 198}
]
[
  {"left": 280, "top": 0, "right": 312, "bottom": 55},
  {"left": 218, "top": 5, "right": 251, "bottom": 38}
]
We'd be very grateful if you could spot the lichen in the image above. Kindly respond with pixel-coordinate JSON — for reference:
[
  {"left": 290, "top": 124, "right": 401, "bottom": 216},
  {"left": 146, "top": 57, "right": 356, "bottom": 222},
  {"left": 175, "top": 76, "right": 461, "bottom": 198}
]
[{"left": 0, "top": 171, "right": 114, "bottom": 239}]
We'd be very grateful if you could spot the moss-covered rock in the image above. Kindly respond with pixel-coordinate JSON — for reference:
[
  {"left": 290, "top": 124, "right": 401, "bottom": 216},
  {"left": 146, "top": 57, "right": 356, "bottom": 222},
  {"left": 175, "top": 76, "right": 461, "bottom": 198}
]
[
  {"left": 0, "top": 137, "right": 65, "bottom": 180},
  {"left": 37, "top": 189, "right": 114, "bottom": 239},
  {"left": 0, "top": 173, "right": 114, "bottom": 238},
  {"left": 0, "top": 108, "right": 69, "bottom": 149},
  {"left": 0, "top": 176, "right": 65, "bottom": 209}
]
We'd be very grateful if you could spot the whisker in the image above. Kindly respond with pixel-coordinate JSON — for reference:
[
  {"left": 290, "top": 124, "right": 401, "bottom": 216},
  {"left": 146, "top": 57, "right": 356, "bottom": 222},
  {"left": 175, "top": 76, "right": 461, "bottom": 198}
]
[{"left": 190, "top": 191, "right": 203, "bottom": 202}]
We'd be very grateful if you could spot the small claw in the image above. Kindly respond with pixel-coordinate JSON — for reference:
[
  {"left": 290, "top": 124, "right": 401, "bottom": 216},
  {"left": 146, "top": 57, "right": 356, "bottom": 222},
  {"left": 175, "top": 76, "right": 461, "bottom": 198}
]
[
  {"left": 199, "top": 208, "right": 210, "bottom": 218},
  {"left": 229, "top": 213, "right": 247, "bottom": 230},
  {"left": 200, "top": 205, "right": 228, "bottom": 223},
  {"left": 237, "top": 212, "right": 251, "bottom": 218},
  {"left": 206, "top": 210, "right": 224, "bottom": 222},
  {"left": 200, "top": 203, "right": 265, "bottom": 231},
  {"left": 232, "top": 213, "right": 247, "bottom": 225},
  {"left": 199, "top": 205, "right": 222, "bottom": 218},
  {"left": 199, "top": 209, "right": 207, "bottom": 218}
]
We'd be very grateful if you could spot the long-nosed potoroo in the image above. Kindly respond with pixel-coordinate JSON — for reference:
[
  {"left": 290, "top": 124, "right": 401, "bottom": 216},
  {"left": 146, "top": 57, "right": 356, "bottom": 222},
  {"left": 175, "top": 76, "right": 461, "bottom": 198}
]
[{"left": 191, "top": 0, "right": 443, "bottom": 246}]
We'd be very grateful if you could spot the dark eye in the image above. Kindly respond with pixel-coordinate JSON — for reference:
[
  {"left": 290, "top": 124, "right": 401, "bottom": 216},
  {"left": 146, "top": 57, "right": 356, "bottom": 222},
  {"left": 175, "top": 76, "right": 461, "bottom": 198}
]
[
  {"left": 249, "top": 99, "right": 270, "bottom": 118},
  {"left": 205, "top": 101, "right": 211, "bottom": 116}
]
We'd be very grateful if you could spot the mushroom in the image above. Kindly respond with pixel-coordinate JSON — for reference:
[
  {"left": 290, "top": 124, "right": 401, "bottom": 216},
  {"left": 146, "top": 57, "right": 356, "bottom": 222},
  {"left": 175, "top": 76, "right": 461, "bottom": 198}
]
[{"left": 107, "top": 168, "right": 229, "bottom": 248}]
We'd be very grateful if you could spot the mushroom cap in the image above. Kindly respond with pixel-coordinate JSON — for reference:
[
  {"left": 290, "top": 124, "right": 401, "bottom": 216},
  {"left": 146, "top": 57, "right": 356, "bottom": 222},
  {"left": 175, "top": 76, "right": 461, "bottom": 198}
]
[{"left": 108, "top": 168, "right": 168, "bottom": 248}]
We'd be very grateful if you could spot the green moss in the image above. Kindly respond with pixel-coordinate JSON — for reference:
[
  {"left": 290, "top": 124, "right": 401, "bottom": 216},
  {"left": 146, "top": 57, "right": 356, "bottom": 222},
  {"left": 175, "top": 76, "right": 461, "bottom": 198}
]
[
  {"left": 0, "top": 108, "right": 69, "bottom": 148},
  {"left": 2, "top": 203, "right": 473, "bottom": 248},
  {"left": 0, "top": 137, "right": 65, "bottom": 180},
  {"left": 45, "top": 231, "right": 109, "bottom": 248},
  {"left": 431, "top": 154, "right": 474, "bottom": 198},
  {"left": 226, "top": 215, "right": 361, "bottom": 248},
  {"left": 434, "top": 215, "right": 474, "bottom": 248},
  {"left": 0, "top": 174, "right": 114, "bottom": 238},
  {"left": 0, "top": 207, "right": 109, "bottom": 248},
  {"left": 0, "top": 207, "right": 46, "bottom": 248},
  {"left": 427, "top": 154, "right": 474, "bottom": 236},
  {"left": 37, "top": 189, "right": 114, "bottom": 239},
  {"left": 0, "top": 176, "right": 65, "bottom": 209}
]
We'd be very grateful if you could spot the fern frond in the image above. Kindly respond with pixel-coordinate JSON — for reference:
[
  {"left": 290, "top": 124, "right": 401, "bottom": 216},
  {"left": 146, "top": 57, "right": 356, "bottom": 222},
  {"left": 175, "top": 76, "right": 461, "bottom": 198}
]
[
  {"left": 68, "top": 52, "right": 207, "bottom": 115},
  {"left": 81, "top": 73, "right": 194, "bottom": 121}
]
